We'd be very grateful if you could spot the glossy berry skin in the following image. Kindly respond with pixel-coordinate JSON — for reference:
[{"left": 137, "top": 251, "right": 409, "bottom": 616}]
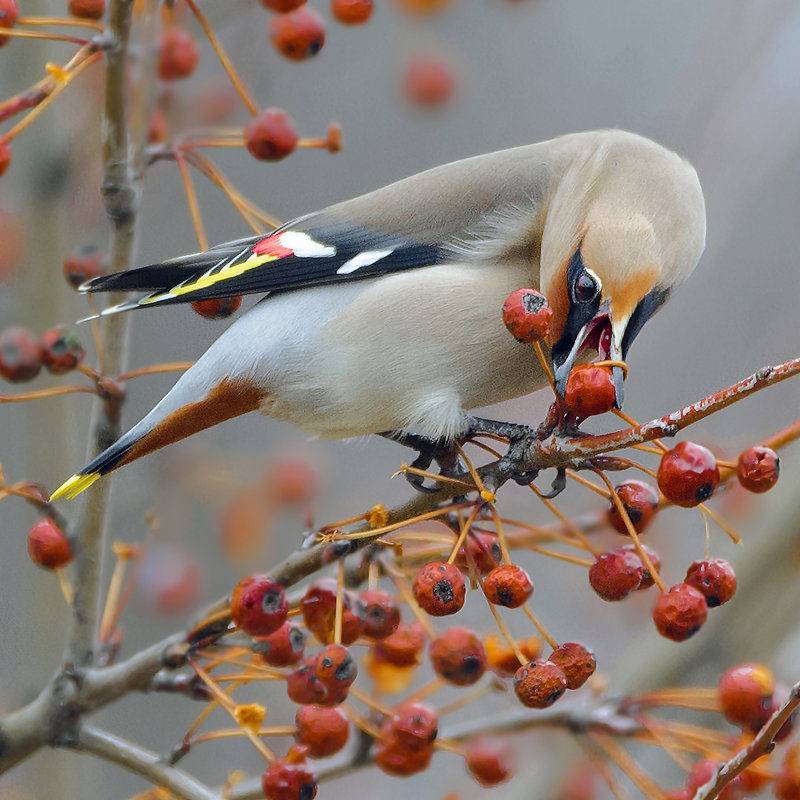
[
  {"left": 68, "top": 0, "right": 105, "bottom": 19},
  {"left": 287, "top": 657, "right": 349, "bottom": 706},
  {"left": 513, "top": 659, "right": 567, "bottom": 709},
  {"left": 0, "top": 0, "right": 18, "bottom": 48},
  {"left": 403, "top": 55, "right": 456, "bottom": 108},
  {"left": 230, "top": 573, "right": 287, "bottom": 637},
  {"left": 63, "top": 246, "right": 107, "bottom": 289},
  {"left": 483, "top": 564, "right": 533, "bottom": 608},
  {"left": 652, "top": 583, "right": 708, "bottom": 642},
  {"left": 455, "top": 531, "right": 501, "bottom": 575},
  {"left": 268, "top": 7, "right": 325, "bottom": 61},
  {"left": 620, "top": 543, "right": 661, "bottom": 589},
  {"left": 331, "top": 0, "right": 373, "bottom": 24},
  {"left": 244, "top": 109, "right": 299, "bottom": 162},
  {"left": 564, "top": 364, "right": 616, "bottom": 418},
  {"left": 295, "top": 705, "right": 349, "bottom": 757},
  {"left": 191, "top": 296, "right": 242, "bottom": 319},
  {"left": 260, "top": 0, "right": 306, "bottom": 10},
  {"left": 684, "top": 559, "right": 736, "bottom": 607},
  {"left": 657, "top": 441, "right": 720, "bottom": 508},
  {"left": 157, "top": 28, "right": 200, "bottom": 81},
  {"left": 413, "top": 561, "right": 465, "bottom": 616},
  {"left": 374, "top": 738, "right": 433, "bottom": 777},
  {"left": 465, "top": 736, "right": 516, "bottom": 787},
  {"left": 301, "top": 579, "right": 364, "bottom": 645},
  {"left": 261, "top": 759, "right": 317, "bottom": 800},
  {"left": 548, "top": 642, "right": 596, "bottom": 690},
  {"left": 41, "top": 326, "right": 85, "bottom": 375},
  {"left": 27, "top": 518, "right": 73, "bottom": 569},
  {"left": 374, "top": 622, "right": 425, "bottom": 666},
  {"left": 315, "top": 644, "right": 357, "bottom": 689},
  {"left": 0, "top": 137, "right": 11, "bottom": 175},
  {"left": 0, "top": 327, "right": 43, "bottom": 383},
  {"left": 255, "top": 622, "right": 306, "bottom": 666},
  {"left": 607, "top": 480, "right": 659, "bottom": 535},
  {"left": 429, "top": 628, "right": 487, "bottom": 686},
  {"left": 485, "top": 633, "right": 541, "bottom": 677},
  {"left": 718, "top": 663, "right": 775, "bottom": 729},
  {"left": 359, "top": 589, "right": 401, "bottom": 639},
  {"left": 382, "top": 702, "right": 438, "bottom": 751},
  {"left": 736, "top": 446, "right": 780, "bottom": 493},
  {"left": 588, "top": 547, "right": 643, "bottom": 601},
  {"left": 502, "top": 288, "right": 552, "bottom": 343}
]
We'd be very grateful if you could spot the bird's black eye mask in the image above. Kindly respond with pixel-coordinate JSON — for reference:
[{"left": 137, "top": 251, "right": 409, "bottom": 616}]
[{"left": 621, "top": 285, "right": 670, "bottom": 357}]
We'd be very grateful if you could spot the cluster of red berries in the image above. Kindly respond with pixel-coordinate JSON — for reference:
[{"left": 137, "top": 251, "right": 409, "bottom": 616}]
[{"left": 0, "top": 325, "right": 85, "bottom": 382}]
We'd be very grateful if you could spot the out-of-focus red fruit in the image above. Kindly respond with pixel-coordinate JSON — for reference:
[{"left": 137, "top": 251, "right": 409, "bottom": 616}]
[
  {"left": 588, "top": 547, "right": 643, "bottom": 601},
  {"left": 68, "top": 0, "right": 105, "bottom": 19},
  {"left": 485, "top": 633, "right": 541, "bottom": 677},
  {"left": 619, "top": 543, "right": 661, "bottom": 589},
  {"left": 657, "top": 441, "right": 720, "bottom": 508},
  {"left": 718, "top": 663, "right": 775, "bottom": 729},
  {"left": 219, "top": 487, "right": 271, "bottom": 562},
  {"left": 315, "top": 643, "right": 357, "bottom": 689},
  {"left": 429, "top": 628, "right": 486, "bottom": 686},
  {"left": 514, "top": 659, "right": 567, "bottom": 708},
  {"left": 264, "top": 456, "right": 318, "bottom": 506},
  {"left": 27, "top": 518, "right": 73, "bottom": 569},
  {"left": 136, "top": 544, "right": 202, "bottom": 615},
  {"left": 502, "top": 288, "right": 552, "bottom": 343},
  {"left": 268, "top": 7, "right": 325, "bottom": 61},
  {"left": 455, "top": 530, "right": 501, "bottom": 575},
  {"left": 0, "top": 137, "right": 11, "bottom": 175},
  {"left": 374, "top": 738, "right": 434, "bottom": 776},
  {"left": 230, "top": 573, "right": 287, "bottom": 637},
  {"left": 0, "top": 0, "right": 18, "bottom": 47},
  {"left": 359, "top": 589, "right": 401, "bottom": 639},
  {"left": 244, "top": 108, "right": 299, "bottom": 162},
  {"left": 261, "top": 759, "right": 317, "bottom": 800},
  {"left": 465, "top": 736, "right": 516, "bottom": 787},
  {"left": 0, "top": 327, "right": 43, "bottom": 383},
  {"left": 260, "top": 0, "right": 306, "bottom": 10},
  {"left": 391, "top": 0, "right": 450, "bottom": 16},
  {"left": 686, "top": 759, "right": 744, "bottom": 799},
  {"left": 255, "top": 622, "right": 306, "bottom": 666},
  {"left": 301, "top": 578, "right": 364, "bottom": 645},
  {"left": 557, "top": 766, "right": 596, "bottom": 800},
  {"left": 775, "top": 744, "right": 800, "bottom": 800},
  {"left": 684, "top": 559, "right": 736, "bottom": 607},
  {"left": 736, "top": 446, "right": 780, "bottom": 493},
  {"left": 770, "top": 684, "right": 798, "bottom": 740},
  {"left": 158, "top": 27, "right": 200, "bottom": 81},
  {"left": 40, "top": 326, "right": 84, "bottom": 374},
  {"left": 402, "top": 55, "right": 457, "bottom": 108},
  {"left": 0, "top": 209, "right": 25, "bottom": 281},
  {"left": 62, "top": 245, "right": 107, "bottom": 289},
  {"left": 564, "top": 364, "right": 616, "bottom": 418},
  {"left": 483, "top": 564, "right": 533, "bottom": 608},
  {"left": 652, "top": 583, "right": 708, "bottom": 642},
  {"left": 413, "top": 561, "right": 465, "bottom": 616},
  {"left": 382, "top": 702, "right": 438, "bottom": 751},
  {"left": 374, "top": 621, "right": 426, "bottom": 666},
  {"left": 331, "top": 0, "right": 373, "bottom": 24},
  {"left": 191, "top": 296, "right": 242, "bottom": 319},
  {"left": 295, "top": 705, "right": 349, "bottom": 757},
  {"left": 148, "top": 108, "right": 169, "bottom": 143},
  {"left": 548, "top": 642, "right": 596, "bottom": 690},
  {"left": 607, "top": 480, "right": 659, "bottom": 534}
]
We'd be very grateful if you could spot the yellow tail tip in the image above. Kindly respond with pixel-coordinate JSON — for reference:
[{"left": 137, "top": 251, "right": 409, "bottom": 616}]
[{"left": 50, "top": 472, "right": 101, "bottom": 501}]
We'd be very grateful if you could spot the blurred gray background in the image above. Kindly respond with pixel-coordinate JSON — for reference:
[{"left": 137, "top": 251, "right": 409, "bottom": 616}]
[{"left": 1, "top": 0, "right": 800, "bottom": 797}]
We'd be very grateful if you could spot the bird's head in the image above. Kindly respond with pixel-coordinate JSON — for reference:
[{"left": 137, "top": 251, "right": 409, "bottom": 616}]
[{"left": 540, "top": 133, "right": 707, "bottom": 407}]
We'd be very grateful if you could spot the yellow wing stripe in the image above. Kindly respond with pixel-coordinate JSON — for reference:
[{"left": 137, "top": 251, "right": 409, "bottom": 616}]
[{"left": 50, "top": 472, "right": 101, "bottom": 501}]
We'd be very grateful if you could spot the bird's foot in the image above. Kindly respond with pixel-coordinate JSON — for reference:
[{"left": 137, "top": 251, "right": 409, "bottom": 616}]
[{"left": 380, "top": 430, "right": 459, "bottom": 493}]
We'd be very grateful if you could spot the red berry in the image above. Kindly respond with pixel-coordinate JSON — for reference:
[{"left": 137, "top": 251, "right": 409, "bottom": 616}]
[
  {"left": 191, "top": 296, "right": 242, "bottom": 319},
  {"left": 588, "top": 547, "right": 643, "bottom": 601},
  {"left": 464, "top": 736, "right": 516, "bottom": 787},
  {"left": 359, "top": 589, "right": 401, "bottom": 639},
  {"left": 429, "top": 627, "right": 487, "bottom": 686},
  {"left": 513, "top": 659, "right": 567, "bottom": 709},
  {"left": 244, "top": 108, "right": 299, "bottom": 162},
  {"left": 268, "top": 7, "right": 325, "bottom": 61},
  {"left": 315, "top": 644, "right": 357, "bottom": 689},
  {"left": 652, "top": 583, "right": 708, "bottom": 642},
  {"left": 263, "top": 457, "right": 318, "bottom": 506},
  {"left": 260, "top": 0, "right": 306, "bottom": 10},
  {"left": 455, "top": 530, "right": 501, "bottom": 575},
  {"left": 374, "top": 738, "right": 433, "bottom": 776},
  {"left": 684, "top": 559, "right": 736, "bottom": 607},
  {"left": 301, "top": 579, "right": 364, "bottom": 645},
  {"left": 255, "top": 622, "right": 306, "bottom": 667},
  {"left": 619, "top": 543, "right": 661, "bottom": 589},
  {"left": 413, "top": 561, "right": 465, "bottom": 616},
  {"left": 564, "top": 364, "right": 616, "bottom": 418},
  {"left": 287, "top": 657, "right": 348, "bottom": 706},
  {"left": 718, "top": 663, "right": 775, "bottom": 729},
  {"left": 402, "top": 55, "right": 457, "bottom": 108},
  {"left": 157, "top": 28, "right": 200, "bottom": 81},
  {"left": 68, "top": 0, "right": 105, "bottom": 19},
  {"left": 502, "top": 288, "right": 553, "bottom": 343},
  {"left": 27, "top": 518, "right": 73, "bottom": 569},
  {"left": 547, "top": 642, "right": 596, "bottom": 690},
  {"left": 0, "top": 326, "right": 43, "bottom": 383},
  {"left": 0, "top": 0, "right": 18, "bottom": 47},
  {"left": 374, "top": 621, "right": 426, "bottom": 666},
  {"left": 40, "top": 326, "right": 84, "bottom": 374},
  {"left": 295, "top": 705, "right": 349, "bottom": 757},
  {"left": 230, "top": 573, "right": 287, "bottom": 637},
  {"left": 331, "top": 0, "right": 373, "bottom": 24},
  {"left": 0, "top": 137, "right": 11, "bottom": 176},
  {"left": 261, "top": 759, "right": 317, "bottom": 800},
  {"left": 736, "top": 446, "right": 780, "bottom": 493},
  {"left": 607, "top": 480, "right": 659, "bottom": 535},
  {"left": 657, "top": 441, "right": 720, "bottom": 508},
  {"left": 686, "top": 759, "right": 744, "bottom": 799},
  {"left": 776, "top": 744, "right": 800, "bottom": 799},
  {"left": 62, "top": 245, "right": 107, "bottom": 290},
  {"left": 382, "top": 702, "right": 438, "bottom": 751},
  {"left": 483, "top": 564, "right": 533, "bottom": 608}
]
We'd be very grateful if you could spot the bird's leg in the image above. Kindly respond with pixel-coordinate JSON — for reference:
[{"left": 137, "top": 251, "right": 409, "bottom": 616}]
[
  {"left": 379, "top": 430, "right": 456, "bottom": 494},
  {"left": 463, "top": 416, "right": 536, "bottom": 442}
]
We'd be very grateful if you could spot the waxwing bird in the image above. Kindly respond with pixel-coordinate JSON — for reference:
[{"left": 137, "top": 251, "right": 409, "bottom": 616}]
[{"left": 51, "top": 129, "right": 706, "bottom": 501}]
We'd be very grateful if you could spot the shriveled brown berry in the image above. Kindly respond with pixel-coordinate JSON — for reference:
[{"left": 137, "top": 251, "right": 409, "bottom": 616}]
[
  {"left": 359, "top": 589, "right": 401, "bottom": 639},
  {"left": 230, "top": 573, "right": 287, "bottom": 637},
  {"left": 0, "top": 326, "right": 43, "bottom": 383},
  {"left": 548, "top": 642, "right": 596, "bottom": 690},
  {"left": 485, "top": 633, "right": 541, "bottom": 677},
  {"left": 455, "top": 530, "right": 501, "bottom": 575},
  {"left": 382, "top": 702, "right": 438, "bottom": 751},
  {"left": 158, "top": 28, "right": 200, "bottom": 81},
  {"left": 620, "top": 543, "right": 661, "bottom": 589},
  {"left": 0, "top": 0, "right": 18, "bottom": 48},
  {"left": 403, "top": 55, "right": 456, "bottom": 108},
  {"left": 301, "top": 579, "right": 364, "bottom": 645},
  {"left": 269, "top": 7, "right": 325, "bottom": 61},
  {"left": 287, "top": 657, "right": 348, "bottom": 706},
  {"left": 27, "top": 518, "right": 73, "bottom": 569},
  {"left": 374, "top": 621, "right": 426, "bottom": 666},
  {"left": 0, "top": 137, "right": 11, "bottom": 175},
  {"left": 254, "top": 622, "right": 306, "bottom": 666},
  {"left": 465, "top": 736, "right": 516, "bottom": 787},
  {"left": 737, "top": 446, "right": 780, "bottom": 493},
  {"left": 244, "top": 108, "right": 299, "bottom": 162},
  {"left": 502, "top": 288, "right": 552, "bottom": 343},
  {"left": 331, "top": 0, "right": 373, "bottom": 24},
  {"left": 191, "top": 296, "right": 242, "bottom": 319},
  {"left": 63, "top": 245, "right": 107, "bottom": 289},
  {"left": 564, "top": 364, "right": 616, "bottom": 418},
  {"left": 261, "top": 758, "right": 317, "bottom": 800},
  {"left": 41, "top": 326, "right": 84, "bottom": 374},
  {"left": 68, "top": 0, "right": 105, "bottom": 19},
  {"left": 260, "top": 0, "right": 306, "bottom": 10},
  {"left": 315, "top": 644, "right": 357, "bottom": 689},
  {"left": 513, "top": 659, "right": 567, "bottom": 709},
  {"left": 589, "top": 547, "right": 643, "bottom": 601},
  {"left": 295, "top": 705, "right": 349, "bottom": 757},
  {"left": 685, "top": 559, "right": 736, "bottom": 607},
  {"left": 429, "top": 627, "right": 486, "bottom": 686},
  {"left": 652, "top": 583, "right": 708, "bottom": 642},
  {"left": 374, "top": 738, "right": 433, "bottom": 777},
  {"left": 413, "top": 561, "right": 465, "bottom": 616},
  {"left": 657, "top": 441, "right": 720, "bottom": 508},
  {"left": 607, "top": 480, "right": 659, "bottom": 535},
  {"left": 718, "top": 663, "right": 775, "bottom": 729},
  {"left": 483, "top": 564, "right": 533, "bottom": 608}
]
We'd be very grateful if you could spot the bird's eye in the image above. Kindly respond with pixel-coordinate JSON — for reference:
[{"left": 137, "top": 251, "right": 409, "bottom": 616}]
[{"left": 572, "top": 269, "right": 601, "bottom": 304}]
